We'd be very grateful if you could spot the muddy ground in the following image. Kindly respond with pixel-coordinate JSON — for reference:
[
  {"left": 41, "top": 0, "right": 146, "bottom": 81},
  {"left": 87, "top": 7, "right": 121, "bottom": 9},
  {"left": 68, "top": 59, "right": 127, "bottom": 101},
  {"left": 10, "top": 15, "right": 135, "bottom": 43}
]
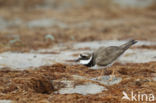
[{"left": 0, "top": 0, "right": 156, "bottom": 103}]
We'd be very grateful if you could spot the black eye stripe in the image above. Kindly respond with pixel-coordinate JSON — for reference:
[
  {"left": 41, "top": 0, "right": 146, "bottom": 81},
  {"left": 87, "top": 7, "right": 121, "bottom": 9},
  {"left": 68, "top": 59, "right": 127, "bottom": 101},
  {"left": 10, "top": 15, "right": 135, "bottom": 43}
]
[{"left": 80, "top": 55, "right": 87, "bottom": 57}]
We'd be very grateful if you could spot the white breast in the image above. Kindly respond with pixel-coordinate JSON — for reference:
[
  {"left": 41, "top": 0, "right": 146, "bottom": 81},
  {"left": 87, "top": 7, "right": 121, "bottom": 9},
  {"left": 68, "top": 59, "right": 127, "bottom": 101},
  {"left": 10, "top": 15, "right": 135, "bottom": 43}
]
[{"left": 80, "top": 56, "right": 92, "bottom": 65}]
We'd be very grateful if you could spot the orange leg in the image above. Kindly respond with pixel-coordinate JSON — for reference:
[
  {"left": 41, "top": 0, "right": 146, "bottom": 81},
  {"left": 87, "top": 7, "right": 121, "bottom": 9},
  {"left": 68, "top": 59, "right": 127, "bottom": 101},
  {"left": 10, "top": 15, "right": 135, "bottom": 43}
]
[
  {"left": 98, "top": 69, "right": 104, "bottom": 80},
  {"left": 109, "top": 69, "right": 115, "bottom": 81}
]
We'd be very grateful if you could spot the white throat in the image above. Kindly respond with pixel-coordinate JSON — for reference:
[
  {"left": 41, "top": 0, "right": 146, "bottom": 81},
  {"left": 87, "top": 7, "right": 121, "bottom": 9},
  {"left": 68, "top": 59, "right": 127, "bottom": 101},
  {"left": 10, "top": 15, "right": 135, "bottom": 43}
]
[{"left": 80, "top": 56, "right": 92, "bottom": 65}]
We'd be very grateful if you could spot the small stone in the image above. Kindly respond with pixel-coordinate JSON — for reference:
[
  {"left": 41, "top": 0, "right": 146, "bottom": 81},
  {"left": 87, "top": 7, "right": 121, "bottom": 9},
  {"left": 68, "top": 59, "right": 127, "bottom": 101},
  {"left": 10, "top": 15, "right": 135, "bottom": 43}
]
[
  {"left": 45, "top": 34, "right": 55, "bottom": 41},
  {"left": 91, "top": 76, "right": 122, "bottom": 86},
  {"left": 0, "top": 100, "right": 12, "bottom": 103},
  {"left": 152, "top": 77, "right": 156, "bottom": 81},
  {"left": 58, "top": 83, "right": 106, "bottom": 95}
]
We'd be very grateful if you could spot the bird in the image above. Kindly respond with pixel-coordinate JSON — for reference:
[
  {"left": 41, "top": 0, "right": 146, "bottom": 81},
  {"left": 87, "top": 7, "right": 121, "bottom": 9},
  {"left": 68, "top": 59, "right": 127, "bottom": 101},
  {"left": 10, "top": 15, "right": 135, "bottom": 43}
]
[{"left": 76, "top": 40, "right": 137, "bottom": 80}]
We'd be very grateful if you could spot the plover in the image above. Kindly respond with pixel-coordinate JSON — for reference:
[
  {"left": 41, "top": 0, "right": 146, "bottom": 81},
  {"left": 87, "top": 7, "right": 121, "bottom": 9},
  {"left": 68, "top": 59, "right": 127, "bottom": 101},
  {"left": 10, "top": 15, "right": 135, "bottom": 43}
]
[{"left": 76, "top": 40, "right": 137, "bottom": 79}]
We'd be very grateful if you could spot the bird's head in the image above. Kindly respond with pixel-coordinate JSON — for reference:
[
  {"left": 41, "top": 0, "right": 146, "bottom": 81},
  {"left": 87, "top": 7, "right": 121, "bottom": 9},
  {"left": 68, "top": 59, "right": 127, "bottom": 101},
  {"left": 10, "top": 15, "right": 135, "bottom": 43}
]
[{"left": 75, "top": 52, "right": 93, "bottom": 65}]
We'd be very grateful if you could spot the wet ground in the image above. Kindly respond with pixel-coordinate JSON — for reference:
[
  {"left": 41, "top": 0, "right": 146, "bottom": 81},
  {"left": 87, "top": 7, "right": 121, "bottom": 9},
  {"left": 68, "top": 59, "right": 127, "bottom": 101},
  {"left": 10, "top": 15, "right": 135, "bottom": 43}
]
[{"left": 0, "top": 0, "right": 156, "bottom": 103}]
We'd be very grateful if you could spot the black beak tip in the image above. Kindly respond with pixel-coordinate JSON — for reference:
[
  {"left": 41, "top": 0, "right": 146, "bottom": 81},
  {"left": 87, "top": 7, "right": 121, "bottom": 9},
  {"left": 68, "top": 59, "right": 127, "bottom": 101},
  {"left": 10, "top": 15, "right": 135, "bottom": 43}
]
[{"left": 75, "top": 58, "right": 80, "bottom": 62}]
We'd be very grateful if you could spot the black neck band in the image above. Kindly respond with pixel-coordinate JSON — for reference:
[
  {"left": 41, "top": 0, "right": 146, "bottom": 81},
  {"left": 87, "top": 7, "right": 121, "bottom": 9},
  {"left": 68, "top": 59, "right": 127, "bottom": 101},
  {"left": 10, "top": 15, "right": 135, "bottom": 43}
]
[{"left": 85, "top": 53, "right": 95, "bottom": 67}]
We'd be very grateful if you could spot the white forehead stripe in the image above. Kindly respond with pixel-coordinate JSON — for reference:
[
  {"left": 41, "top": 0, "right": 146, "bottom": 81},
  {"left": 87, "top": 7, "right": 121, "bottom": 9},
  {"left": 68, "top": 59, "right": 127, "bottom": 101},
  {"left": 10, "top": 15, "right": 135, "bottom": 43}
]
[
  {"left": 80, "top": 56, "right": 92, "bottom": 65},
  {"left": 82, "top": 54, "right": 89, "bottom": 56}
]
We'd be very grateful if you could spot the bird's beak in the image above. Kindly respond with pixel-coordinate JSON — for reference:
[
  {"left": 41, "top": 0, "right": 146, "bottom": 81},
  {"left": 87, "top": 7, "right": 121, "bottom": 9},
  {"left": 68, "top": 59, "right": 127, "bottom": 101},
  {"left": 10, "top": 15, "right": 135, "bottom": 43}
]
[{"left": 75, "top": 58, "right": 81, "bottom": 62}]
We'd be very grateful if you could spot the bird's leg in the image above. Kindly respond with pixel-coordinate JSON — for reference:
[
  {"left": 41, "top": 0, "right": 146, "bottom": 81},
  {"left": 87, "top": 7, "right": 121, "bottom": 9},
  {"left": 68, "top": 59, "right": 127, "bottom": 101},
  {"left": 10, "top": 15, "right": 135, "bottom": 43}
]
[
  {"left": 98, "top": 69, "right": 104, "bottom": 80},
  {"left": 109, "top": 69, "right": 115, "bottom": 81}
]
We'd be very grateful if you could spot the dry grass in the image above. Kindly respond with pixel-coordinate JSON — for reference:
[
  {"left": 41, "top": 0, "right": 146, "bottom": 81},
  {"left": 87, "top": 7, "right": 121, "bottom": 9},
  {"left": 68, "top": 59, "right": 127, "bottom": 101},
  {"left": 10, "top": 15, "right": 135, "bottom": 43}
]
[
  {"left": 0, "top": 62, "right": 156, "bottom": 103},
  {"left": 0, "top": 0, "right": 44, "bottom": 8},
  {"left": 0, "top": 0, "right": 155, "bottom": 52}
]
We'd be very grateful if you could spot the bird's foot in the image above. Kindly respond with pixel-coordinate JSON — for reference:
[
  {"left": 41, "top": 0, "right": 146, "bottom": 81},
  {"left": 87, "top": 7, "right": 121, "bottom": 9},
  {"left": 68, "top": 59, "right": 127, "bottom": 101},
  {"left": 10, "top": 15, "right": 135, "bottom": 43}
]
[
  {"left": 97, "top": 76, "right": 102, "bottom": 81},
  {"left": 108, "top": 75, "right": 115, "bottom": 81}
]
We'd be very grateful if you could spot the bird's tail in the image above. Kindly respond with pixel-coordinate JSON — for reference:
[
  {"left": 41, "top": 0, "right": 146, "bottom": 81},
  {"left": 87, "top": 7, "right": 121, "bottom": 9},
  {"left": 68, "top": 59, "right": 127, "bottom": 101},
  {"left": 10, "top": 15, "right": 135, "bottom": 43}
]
[{"left": 120, "top": 39, "right": 137, "bottom": 50}]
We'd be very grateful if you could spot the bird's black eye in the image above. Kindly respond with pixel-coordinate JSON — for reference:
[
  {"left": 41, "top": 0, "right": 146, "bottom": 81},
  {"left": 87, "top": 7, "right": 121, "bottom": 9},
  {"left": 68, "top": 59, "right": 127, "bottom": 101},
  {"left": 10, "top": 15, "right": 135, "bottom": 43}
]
[
  {"left": 80, "top": 54, "right": 86, "bottom": 58},
  {"left": 80, "top": 54, "right": 83, "bottom": 57}
]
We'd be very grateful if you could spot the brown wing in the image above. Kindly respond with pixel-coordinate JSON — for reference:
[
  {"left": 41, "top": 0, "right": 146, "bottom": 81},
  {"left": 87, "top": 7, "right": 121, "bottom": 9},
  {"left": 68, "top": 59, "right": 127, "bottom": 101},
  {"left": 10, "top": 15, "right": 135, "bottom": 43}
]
[{"left": 95, "top": 46, "right": 123, "bottom": 66}]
